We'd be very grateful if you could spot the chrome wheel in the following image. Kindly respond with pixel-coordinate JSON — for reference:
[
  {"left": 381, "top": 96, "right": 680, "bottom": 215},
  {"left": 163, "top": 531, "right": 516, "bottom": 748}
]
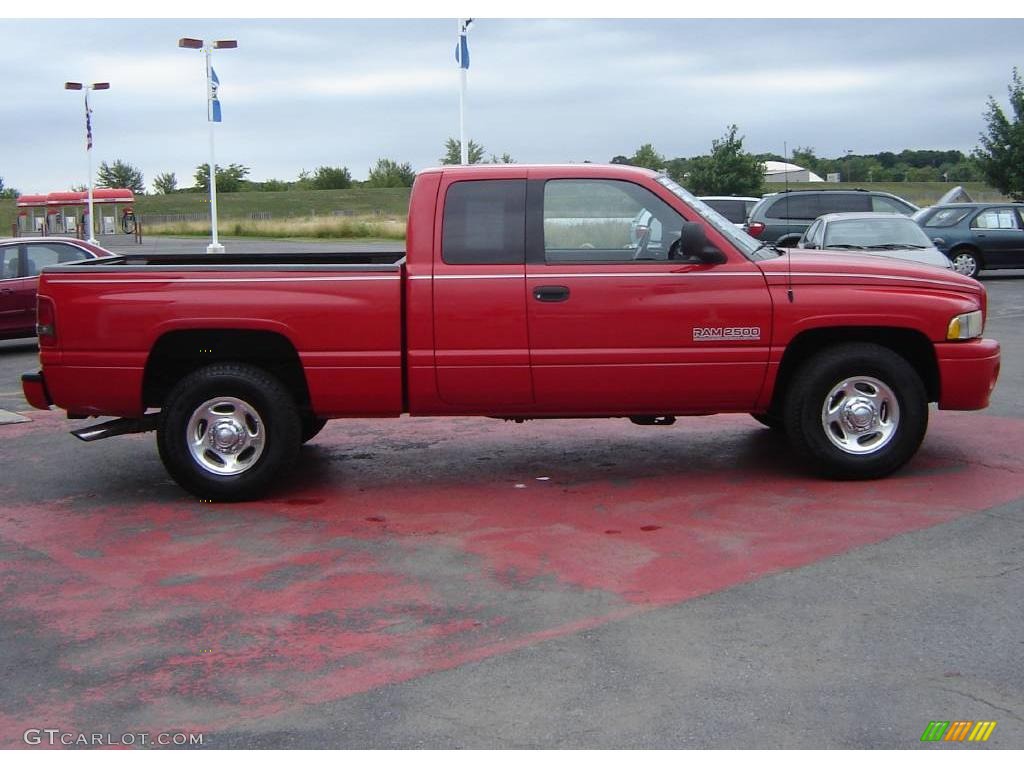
[
  {"left": 820, "top": 376, "right": 900, "bottom": 455},
  {"left": 951, "top": 252, "right": 978, "bottom": 277},
  {"left": 186, "top": 396, "right": 265, "bottom": 475}
]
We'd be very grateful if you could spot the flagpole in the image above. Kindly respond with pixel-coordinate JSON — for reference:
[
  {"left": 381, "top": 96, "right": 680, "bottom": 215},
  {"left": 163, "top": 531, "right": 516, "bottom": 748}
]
[
  {"left": 205, "top": 45, "right": 223, "bottom": 254},
  {"left": 458, "top": 19, "right": 467, "bottom": 165},
  {"left": 459, "top": 67, "right": 467, "bottom": 165},
  {"left": 85, "top": 90, "right": 97, "bottom": 245}
]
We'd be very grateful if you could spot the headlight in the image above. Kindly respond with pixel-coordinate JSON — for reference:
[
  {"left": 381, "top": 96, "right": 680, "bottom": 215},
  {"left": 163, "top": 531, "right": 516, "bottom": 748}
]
[{"left": 947, "top": 310, "right": 984, "bottom": 340}]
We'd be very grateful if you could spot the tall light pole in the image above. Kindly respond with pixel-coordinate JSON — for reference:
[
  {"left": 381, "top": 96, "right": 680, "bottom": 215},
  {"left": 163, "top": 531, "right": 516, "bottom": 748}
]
[
  {"left": 178, "top": 37, "right": 237, "bottom": 254},
  {"left": 65, "top": 81, "right": 109, "bottom": 245}
]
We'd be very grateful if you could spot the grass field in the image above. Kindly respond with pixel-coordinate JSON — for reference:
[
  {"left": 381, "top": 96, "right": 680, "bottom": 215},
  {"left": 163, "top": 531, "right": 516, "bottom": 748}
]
[
  {"left": 1, "top": 180, "right": 1007, "bottom": 239},
  {"left": 144, "top": 215, "right": 406, "bottom": 240}
]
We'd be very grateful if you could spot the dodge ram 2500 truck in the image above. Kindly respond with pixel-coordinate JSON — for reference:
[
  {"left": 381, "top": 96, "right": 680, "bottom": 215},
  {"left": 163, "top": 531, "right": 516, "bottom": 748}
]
[{"left": 22, "top": 164, "right": 1001, "bottom": 500}]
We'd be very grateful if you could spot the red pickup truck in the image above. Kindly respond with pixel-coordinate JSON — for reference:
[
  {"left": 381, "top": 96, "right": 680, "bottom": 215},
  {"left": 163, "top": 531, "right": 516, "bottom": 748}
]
[{"left": 22, "top": 164, "right": 1001, "bottom": 500}]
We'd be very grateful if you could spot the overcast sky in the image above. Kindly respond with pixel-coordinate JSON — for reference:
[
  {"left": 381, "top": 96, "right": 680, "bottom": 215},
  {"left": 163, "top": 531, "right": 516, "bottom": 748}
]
[{"left": 1, "top": 17, "right": 1022, "bottom": 194}]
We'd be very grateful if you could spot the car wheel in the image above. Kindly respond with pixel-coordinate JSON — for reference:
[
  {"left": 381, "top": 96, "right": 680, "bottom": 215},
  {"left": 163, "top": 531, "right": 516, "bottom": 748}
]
[
  {"left": 751, "top": 412, "right": 785, "bottom": 431},
  {"left": 157, "top": 363, "right": 301, "bottom": 501},
  {"left": 301, "top": 415, "right": 328, "bottom": 443},
  {"left": 783, "top": 343, "right": 928, "bottom": 480},
  {"left": 949, "top": 248, "right": 981, "bottom": 279}
]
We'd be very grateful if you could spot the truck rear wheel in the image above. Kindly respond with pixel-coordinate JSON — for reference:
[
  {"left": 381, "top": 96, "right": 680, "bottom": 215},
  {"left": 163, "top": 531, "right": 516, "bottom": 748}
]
[
  {"left": 157, "top": 363, "right": 301, "bottom": 501},
  {"left": 783, "top": 343, "right": 928, "bottom": 479}
]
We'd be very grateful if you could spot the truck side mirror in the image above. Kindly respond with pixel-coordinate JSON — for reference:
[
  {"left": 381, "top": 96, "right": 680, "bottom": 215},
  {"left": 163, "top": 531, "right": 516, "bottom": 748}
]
[{"left": 674, "top": 222, "right": 726, "bottom": 264}]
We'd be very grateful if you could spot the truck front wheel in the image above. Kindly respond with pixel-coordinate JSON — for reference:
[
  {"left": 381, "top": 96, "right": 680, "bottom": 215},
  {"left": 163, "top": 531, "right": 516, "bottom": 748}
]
[
  {"left": 783, "top": 343, "right": 928, "bottom": 479},
  {"left": 157, "top": 363, "right": 301, "bottom": 501}
]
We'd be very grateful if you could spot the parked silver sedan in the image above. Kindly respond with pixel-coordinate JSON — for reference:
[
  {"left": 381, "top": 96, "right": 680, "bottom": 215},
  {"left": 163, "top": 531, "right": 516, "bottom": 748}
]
[{"left": 796, "top": 212, "right": 953, "bottom": 270}]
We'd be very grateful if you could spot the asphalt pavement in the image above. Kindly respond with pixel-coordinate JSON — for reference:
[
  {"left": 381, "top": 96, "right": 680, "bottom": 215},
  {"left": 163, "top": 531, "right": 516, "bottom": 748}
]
[{"left": 0, "top": 266, "right": 1021, "bottom": 749}]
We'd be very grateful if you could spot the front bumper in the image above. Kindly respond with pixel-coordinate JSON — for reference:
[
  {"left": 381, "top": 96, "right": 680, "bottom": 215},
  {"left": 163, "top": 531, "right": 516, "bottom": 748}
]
[
  {"left": 21, "top": 371, "right": 53, "bottom": 411},
  {"left": 935, "top": 338, "right": 1000, "bottom": 410}
]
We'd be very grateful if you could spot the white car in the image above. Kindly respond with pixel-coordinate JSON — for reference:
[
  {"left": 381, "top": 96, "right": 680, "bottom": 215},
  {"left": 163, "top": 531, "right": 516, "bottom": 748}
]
[
  {"left": 699, "top": 196, "right": 761, "bottom": 227},
  {"left": 796, "top": 212, "right": 953, "bottom": 270}
]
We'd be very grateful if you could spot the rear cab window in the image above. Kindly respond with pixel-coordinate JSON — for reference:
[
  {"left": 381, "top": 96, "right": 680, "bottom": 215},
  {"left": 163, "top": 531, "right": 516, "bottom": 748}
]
[{"left": 442, "top": 180, "right": 526, "bottom": 265}]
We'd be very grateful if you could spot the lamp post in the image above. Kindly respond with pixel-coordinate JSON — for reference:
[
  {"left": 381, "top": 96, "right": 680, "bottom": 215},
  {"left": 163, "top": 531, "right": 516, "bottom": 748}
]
[
  {"left": 65, "top": 81, "right": 109, "bottom": 245},
  {"left": 178, "top": 37, "right": 237, "bottom": 254}
]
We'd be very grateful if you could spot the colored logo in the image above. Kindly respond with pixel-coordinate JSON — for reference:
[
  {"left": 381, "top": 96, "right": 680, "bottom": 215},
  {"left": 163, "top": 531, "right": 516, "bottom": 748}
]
[{"left": 921, "top": 721, "right": 997, "bottom": 742}]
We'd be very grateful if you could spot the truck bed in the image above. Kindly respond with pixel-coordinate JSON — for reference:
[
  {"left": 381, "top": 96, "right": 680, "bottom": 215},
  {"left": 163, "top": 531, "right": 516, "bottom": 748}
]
[{"left": 36, "top": 253, "right": 407, "bottom": 420}]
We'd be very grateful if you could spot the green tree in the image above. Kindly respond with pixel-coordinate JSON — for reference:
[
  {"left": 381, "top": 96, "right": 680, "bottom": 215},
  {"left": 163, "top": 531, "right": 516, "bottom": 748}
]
[
  {"left": 790, "top": 146, "right": 823, "bottom": 177},
  {"left": 152, "top": 172, "right": 177, "bottom": 195},
  {"left": 488, "top": 153, "right": 515, "bottom": 164},
  {"left": 256, "top": 179, "right": 290, "bottom": 192},
  {"left": 365, "top": 158, "right": 416, "bottom": 188},
  {"left": 441, "top": 137, "right": 486, "bottom": 165},
  {"left": 97, "top": 159, "right": 144, "bottom": 193},
  {"left": 975, "top": 67, "right": 1024, "bottom": 200},
  {"left": 0, "top": 176, "right": 18, "bottom": 199},
  {"left": 310, "top": 165, "right": 353, "bottom": 190},
  {"left": 627, "top": 143, "right": 666, "bottom": 171},
  {"left": 193, "top": 163, "right": 250, "bottom": 193},
  {"left": 664, "top": 157, "right": 690, "bottom": 183},
  {"left": 685, "top": 125, "right": 764, "bottom": 197}
]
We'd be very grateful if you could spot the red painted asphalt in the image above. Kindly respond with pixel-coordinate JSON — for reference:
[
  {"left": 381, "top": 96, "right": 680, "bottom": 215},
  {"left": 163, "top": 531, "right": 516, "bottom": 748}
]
[{"left": 2, "top": 410, "right": 1023, "bottom": 744}]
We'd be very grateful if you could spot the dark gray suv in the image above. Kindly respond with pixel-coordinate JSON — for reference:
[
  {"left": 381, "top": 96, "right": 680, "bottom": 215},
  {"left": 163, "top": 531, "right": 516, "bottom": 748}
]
[{"left": 746, "top": 189, "right": 918, "bottom": 246}]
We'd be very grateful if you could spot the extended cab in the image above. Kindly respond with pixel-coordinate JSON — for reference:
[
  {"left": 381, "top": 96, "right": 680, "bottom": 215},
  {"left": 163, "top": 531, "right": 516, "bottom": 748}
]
[{"left": 22, "top": 165, "right": 1001, "bottom": 500}]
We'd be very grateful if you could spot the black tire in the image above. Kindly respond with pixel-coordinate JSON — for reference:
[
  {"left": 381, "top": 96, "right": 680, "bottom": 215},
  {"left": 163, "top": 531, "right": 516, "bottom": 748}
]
[
  {"left": 949, "top": 247, "right": 982, "bottom": 279},
  {"left": 783, "top": 343, "right": 928, "bottom": 480},
  {"left": 751, "top": 412, "right": 785, "bottom": 431},
  {"left": 300, "top": 415, "right": 328, "bottom": 444},
  {"left": 157, "top": 363, "right": 301, "bottom": 501}
]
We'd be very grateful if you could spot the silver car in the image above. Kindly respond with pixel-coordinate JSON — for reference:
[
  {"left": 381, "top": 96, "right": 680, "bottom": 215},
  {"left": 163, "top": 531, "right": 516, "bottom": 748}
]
[{"left": 796, "top": 212, "right": 953, "bottom": 269}]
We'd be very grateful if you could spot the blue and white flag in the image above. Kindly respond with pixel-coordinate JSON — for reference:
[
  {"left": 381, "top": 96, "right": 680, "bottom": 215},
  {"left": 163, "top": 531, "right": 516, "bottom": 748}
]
[
  {"left": 85, "top": 91, "right": 93, "bottom": 149},
  {"left": 455, "top": 18, "right": 473, "bottom": 70},
  {"left": 208, "top": 66, "right": 222, "bottom": 122}
]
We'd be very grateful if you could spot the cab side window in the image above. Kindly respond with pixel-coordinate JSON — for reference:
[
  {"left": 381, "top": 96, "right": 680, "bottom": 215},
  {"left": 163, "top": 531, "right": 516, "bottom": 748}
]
[
  {"left": 820, "top": 193, "right": 871, "bottom": 215},
  {"left": 803, "top": 220, "right": 822, "bottom": 247},
  {"left": 1, "top": 246, "right": 19, "bottom": 279},
  {"left": 872, "top": 195, "right": 913, "bottom": 214},
  {"left": 542, "top": 179, "right": 686, "bottom": 263},
  {"left": 973, "top": 208, "right": 1021, "bottom": 230},
  {"left": 442, "top": 180, "right": 526, "bottom": 265},
  {"left": 767, "top": 194, "right": 819, "bottom": 220},
  {"left": 23, "top": 244, "right": 82, "bottom": 276}
]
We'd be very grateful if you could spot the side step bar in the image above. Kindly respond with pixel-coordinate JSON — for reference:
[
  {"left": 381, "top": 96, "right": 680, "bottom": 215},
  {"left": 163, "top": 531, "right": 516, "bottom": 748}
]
[{"left": 71, "top": 414, "right": 159, "bottom": 442}]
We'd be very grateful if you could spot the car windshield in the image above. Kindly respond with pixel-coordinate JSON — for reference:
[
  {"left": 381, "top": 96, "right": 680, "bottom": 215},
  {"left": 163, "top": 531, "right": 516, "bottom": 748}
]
[
  {"left": 823, "top": 218, "right": 933, "bottom": 249},
  {"left": 655, "top": 177, "right": 761, "bottom": 257}
]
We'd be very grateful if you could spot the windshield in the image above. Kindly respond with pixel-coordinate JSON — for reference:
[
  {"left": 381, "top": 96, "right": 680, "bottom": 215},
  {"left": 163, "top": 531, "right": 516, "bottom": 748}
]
[
  {"left": 823, "top": 218, "right": 933, "bottom": 249},
  {"left": 655, "top": 176, "right": 762, "bottom": 257}
]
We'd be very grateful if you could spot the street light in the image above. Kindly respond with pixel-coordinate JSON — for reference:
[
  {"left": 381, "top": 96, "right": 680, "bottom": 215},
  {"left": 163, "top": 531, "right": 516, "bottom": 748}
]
[
  {"left": 178, "top": 37, "right": 238, "bottom": 254},
  {"left": 65, "top": 80, "right": 110, "bottom": 245}
]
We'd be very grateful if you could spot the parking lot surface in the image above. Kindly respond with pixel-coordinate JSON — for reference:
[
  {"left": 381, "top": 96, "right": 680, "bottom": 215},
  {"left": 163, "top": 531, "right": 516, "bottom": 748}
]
[{"left": 1, "top": 268, "right": 1022, "bottom": 749}]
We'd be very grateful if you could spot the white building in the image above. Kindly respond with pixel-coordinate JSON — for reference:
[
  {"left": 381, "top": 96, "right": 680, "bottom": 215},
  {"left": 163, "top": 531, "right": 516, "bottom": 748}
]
[{"left": 763, "top": 161, "right": 825, "bottom": 183}]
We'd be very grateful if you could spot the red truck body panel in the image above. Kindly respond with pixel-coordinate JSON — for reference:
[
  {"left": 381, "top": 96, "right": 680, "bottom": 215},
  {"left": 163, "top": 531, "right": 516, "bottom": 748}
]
[
  {"left": 39, "top": 266, "right": 403, "bottom": 418},
  {"left": 27, "top": 164, "right": 998, "bottom": 426}
]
